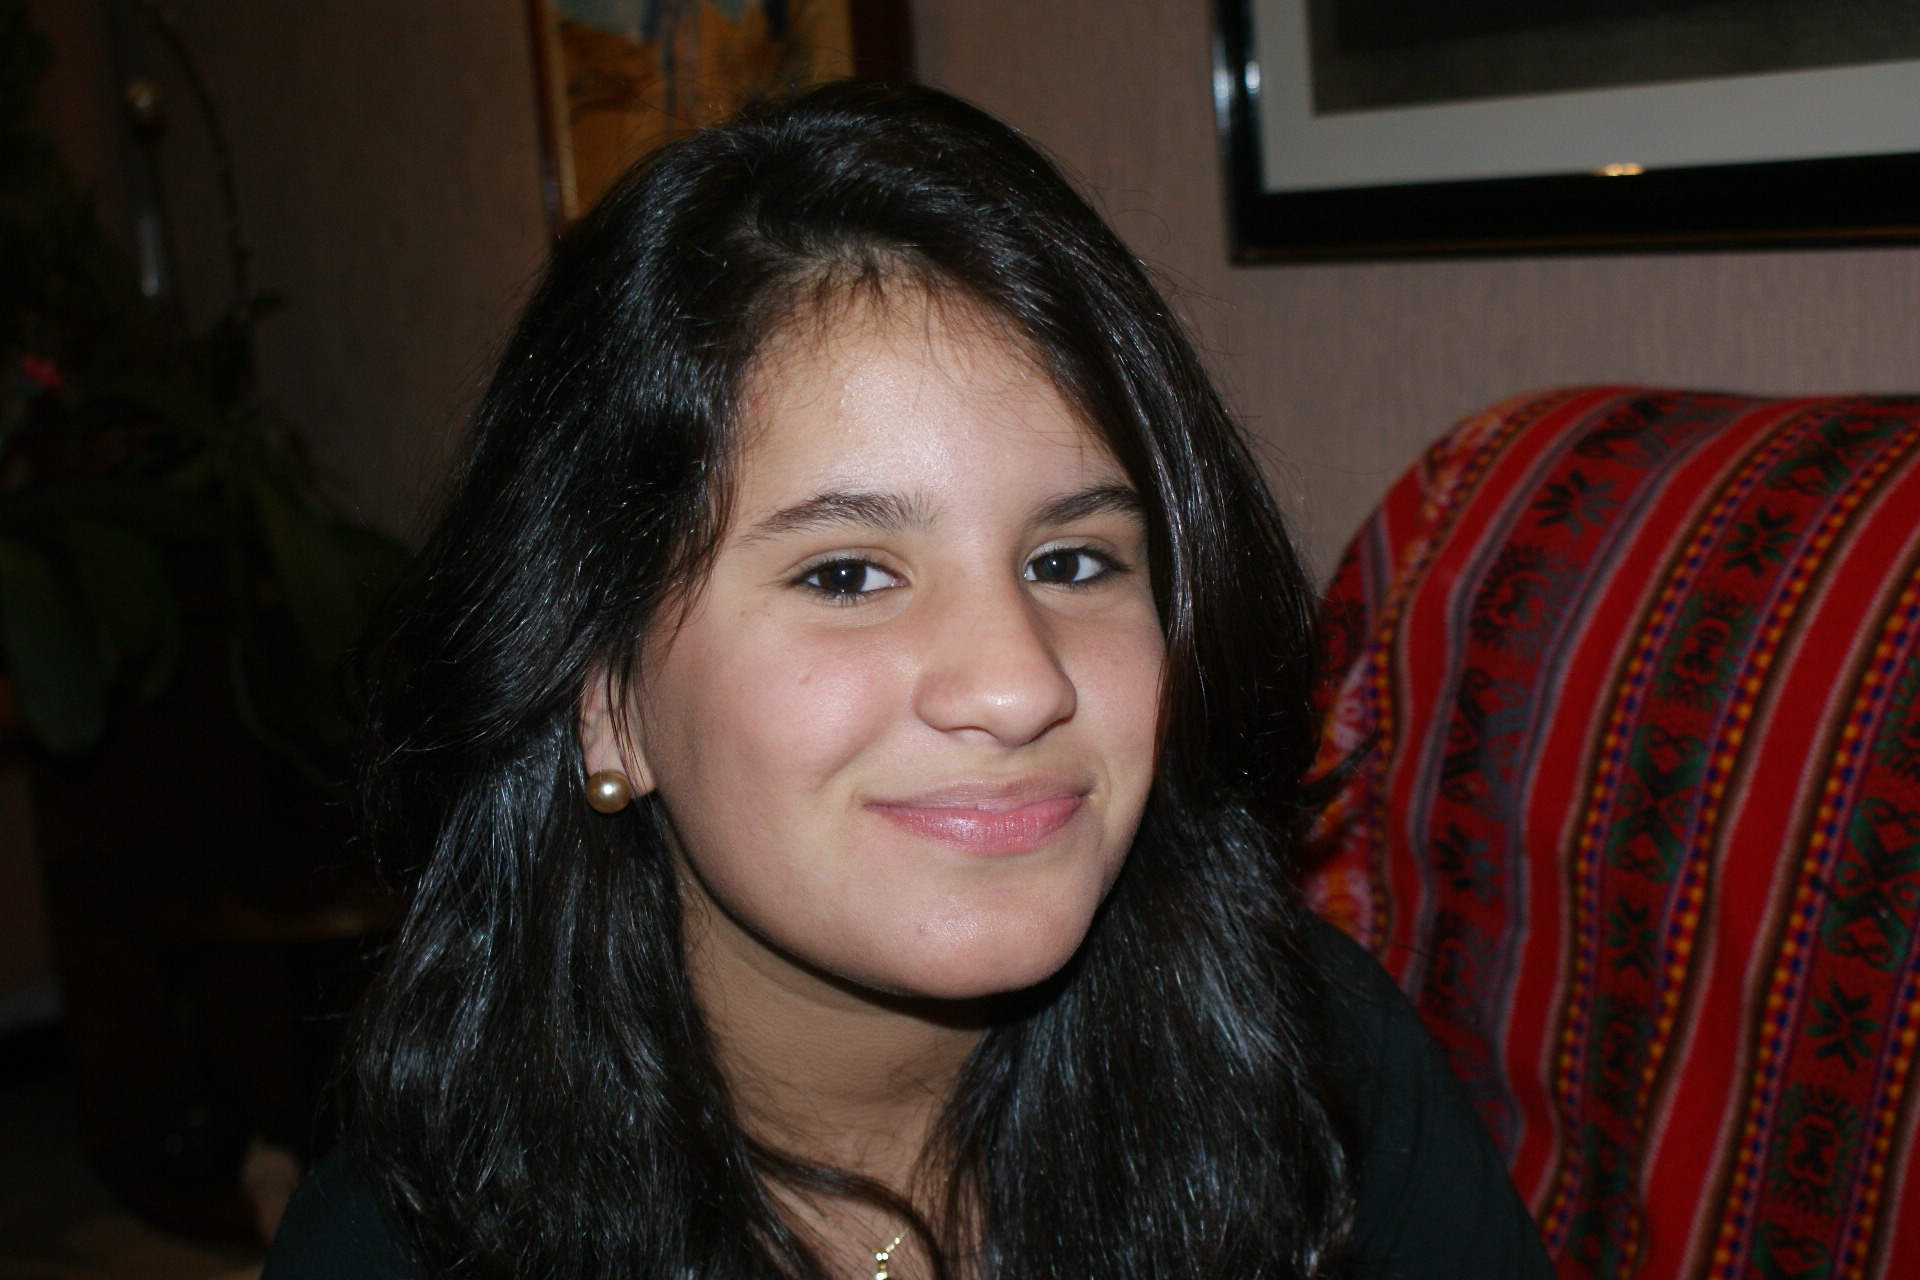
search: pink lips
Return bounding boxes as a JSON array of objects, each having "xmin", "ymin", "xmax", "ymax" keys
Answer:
[{"xmin": 870, "ymin": 792, "xmax": 1083, "ymax": 855}]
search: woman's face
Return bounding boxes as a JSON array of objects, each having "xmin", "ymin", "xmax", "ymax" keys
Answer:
[{"xmin": 587, "ymin": 294, "xmax": 1164, "ymax": 1003}]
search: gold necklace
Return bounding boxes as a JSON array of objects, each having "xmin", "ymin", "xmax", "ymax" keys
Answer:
[{"xmin": 872, "ymin": 1232, "xmax": 906, "ymax": 1280}]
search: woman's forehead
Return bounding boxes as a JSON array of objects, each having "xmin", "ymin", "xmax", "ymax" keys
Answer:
[{"xmin": 730, "ymin": 292, "xmax": 1130, "ymax": 515}]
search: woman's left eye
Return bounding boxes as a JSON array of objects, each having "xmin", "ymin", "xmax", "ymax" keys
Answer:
[
  {"xmin": 1025, "ymin": 548, "xmax": 1110, "ymax": 585},
  {"xmin": 798, "ymin": 559, "xmax": 898, "ymax": 599}
]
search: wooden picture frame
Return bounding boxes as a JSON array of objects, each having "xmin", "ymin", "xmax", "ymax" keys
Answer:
[
  {"xmin": 527, "ymin": 0, "xmax": 913, "ymax": 230},
  {"xmin": 1216, "ymin": 0, "xmax": 1920, "ymax": 261}
]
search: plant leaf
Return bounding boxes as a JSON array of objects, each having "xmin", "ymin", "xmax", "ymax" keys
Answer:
[
  {"xmin": 247, "ymin": 471, "xmax": 364, "ymax": 669},
  {"xmin": 0, "ymin": 477, "xmax": 230, "ymax": 542},
  {"xmin": 232, "ymin": 604, "xmax": 352, "ymax": 760},
  {"xmin": 93, "ymin": 371, "xmax": 233, "ymax": 443},
  {"xmin": 0, "ymin": 533, "xmax": 108, "ymax": 754},
  {"xmin": 332, "ymin": 521, "xmax": 410, "ymax": 601},
  {"xmin": 64, "ymin": 519, "xmax": 181, "ymax": 703}
]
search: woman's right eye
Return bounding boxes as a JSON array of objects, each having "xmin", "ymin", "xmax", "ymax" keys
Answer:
[{"xmin": 798, "ymin": 559, "xmax": 897, "ymax": 600}]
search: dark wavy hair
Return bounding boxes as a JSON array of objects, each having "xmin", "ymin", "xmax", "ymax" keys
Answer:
[{"xmin": 348, "ymin": 80, "xmax": 1350, "ymax": 1279}]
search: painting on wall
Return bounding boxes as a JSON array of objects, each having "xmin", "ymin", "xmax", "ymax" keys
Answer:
[
  {"xmin": 528, "ymin": 0, "xmax": 911, "ymax": 227},
  {"xmin": 1216, "ymin": 0, "xmax": 1920, "ymax": 259}
]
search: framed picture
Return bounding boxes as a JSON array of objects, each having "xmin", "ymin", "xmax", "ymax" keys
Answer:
[
  {"xmin": 1216, "ymin": 0, "xmax": 1920, "ymax": 261},
  {"xmin": 528, "ymin": 0, "xmax": 913, "ymax": 228}
]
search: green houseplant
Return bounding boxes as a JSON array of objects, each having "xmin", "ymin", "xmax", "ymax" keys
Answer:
[
  {"xmin": 0, "ymin": 0, "xmax": 404, "ymax": 778},
  {"xmin": 0, "ymin": 3, "xmax": 413, "ymax": 1225}
]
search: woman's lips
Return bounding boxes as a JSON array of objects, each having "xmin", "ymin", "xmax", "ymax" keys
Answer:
[{"xmin": 869, "ymin": 794, "xmax": 1083, "ymax": 855}]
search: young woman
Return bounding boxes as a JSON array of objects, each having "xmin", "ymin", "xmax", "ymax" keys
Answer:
[{"xmin": 264, "ymin": 82, "xmax": 1551, "ymax": 1280}]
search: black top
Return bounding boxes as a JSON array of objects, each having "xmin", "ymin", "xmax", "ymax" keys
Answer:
[{"xmin": 265, "ymin": 920, "xmax": 1553, "ymax": 1279}]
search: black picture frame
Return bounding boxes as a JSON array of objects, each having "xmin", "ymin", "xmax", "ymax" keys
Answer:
[{"xmin": 1216, "ymin": 0, "xmax": 1920, "ymax": 262}]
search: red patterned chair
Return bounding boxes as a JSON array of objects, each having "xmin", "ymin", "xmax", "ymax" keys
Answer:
[{"xmin": 1306, "ymin": 388, "xmax": 1920, "ymax": 1280}]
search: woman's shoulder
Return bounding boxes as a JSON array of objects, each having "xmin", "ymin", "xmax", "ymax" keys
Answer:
[
  {"xmin": 263, "ymin": 1146, "xmax": 424, "ymax": 1280},
  {"xmin": 1302, "ymin": 914, "xmax": 1555, "ymax": 1280},
  {"xmin": 1303, "ymin": 913, "xmax": 1418, "ymax": 1040}
]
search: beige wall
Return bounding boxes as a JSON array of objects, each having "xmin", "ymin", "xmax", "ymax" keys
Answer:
[
  {"xmin": 43, "ymin": 1, "xmax": 1920, "ymax": 572},
  {"xmin": 914, "ymin": 1, "xmax": 1920, "ymax": 577}
]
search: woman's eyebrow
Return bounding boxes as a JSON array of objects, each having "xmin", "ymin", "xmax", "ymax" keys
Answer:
[
  {"xmin": 744, "ymin": 490, "xmax": 930, "ymax": 541},
  {"xmin": 1031, "ymin": 483, "xmax": 1144, "ymax": 528},
  {"xmin": 743, "ymin": 483, "xmax": 1141, "ymax": 543}
]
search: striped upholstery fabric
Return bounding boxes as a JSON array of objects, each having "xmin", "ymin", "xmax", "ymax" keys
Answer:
[{"xmin": 1306, "ymin": 388, "xmax": 1920, "ymax": 1280}]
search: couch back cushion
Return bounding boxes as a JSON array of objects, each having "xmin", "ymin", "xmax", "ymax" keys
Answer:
[{"xmin": 1308, "ymin": 388, "xmax": 1920, "ymax": 1280}]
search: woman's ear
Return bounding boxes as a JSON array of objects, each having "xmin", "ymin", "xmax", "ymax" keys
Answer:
[{"xmin": 579, "ymin": 670, "xmax": 657, "ymax": 795}]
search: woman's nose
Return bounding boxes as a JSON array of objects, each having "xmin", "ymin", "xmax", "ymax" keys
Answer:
[{"xmin": 911, "ymin": 580, "xmax": 1077, "ymax": 746}]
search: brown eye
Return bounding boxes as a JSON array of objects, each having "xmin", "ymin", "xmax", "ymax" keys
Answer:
[
  {"xmin": 800, "ymin": 560, "xmax": 895, "ymax": 599},
  {"xmin": 1026, "ymin": 549, "xmax": 1106, "ymax": 585}
]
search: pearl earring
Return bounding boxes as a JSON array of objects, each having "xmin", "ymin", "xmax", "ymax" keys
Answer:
[{"xmin": 584, "ymin": 769, "xmax": 634, "ymax": 814}]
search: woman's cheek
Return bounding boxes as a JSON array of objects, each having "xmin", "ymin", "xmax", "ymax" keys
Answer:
[
  {"xmin": 1068, "ymin": 612, "xmax": 1164, "ymax": 751},
  {"xmin": 727, "ymin": 623, "xmax": 910, "ymax": 790}
]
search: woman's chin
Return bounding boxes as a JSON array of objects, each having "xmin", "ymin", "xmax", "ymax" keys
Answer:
[{"xmin": 848, "ymin": 919, "xmax": 1091, "ymax": 1004}]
